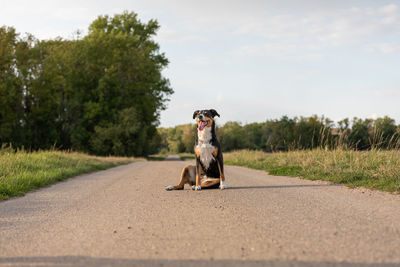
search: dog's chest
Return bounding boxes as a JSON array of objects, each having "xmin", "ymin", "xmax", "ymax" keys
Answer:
[
  {"xmin": 197, "ymin": 143, "xmax": 215, "ymax": 170},
  {"xmin": 197, "ymin": 127, "xmax": 215, "ymax": 170}
]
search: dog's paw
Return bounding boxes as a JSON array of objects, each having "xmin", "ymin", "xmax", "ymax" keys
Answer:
[
  {"xmin": 165, "ymin": 185, "xmax": 174, "ymax": 191},
  {"xmin": 219, "ymin": 181, "xmax": 227, "ymax": 190},
  {"xmin": 195, "ymin": 185, "xmax": 202, "ymax": 191},
  {"xmin": 191, "ymin": 185, "xmax": 196, "ymax": 190}
]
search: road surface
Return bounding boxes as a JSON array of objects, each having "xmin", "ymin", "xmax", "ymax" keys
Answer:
[{"xmin": 1, "ymin": 157, "xmax": 400, "ymax": 266}]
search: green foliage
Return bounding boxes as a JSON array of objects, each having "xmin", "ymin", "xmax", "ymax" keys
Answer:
[
  {"xmin": 156, "ymin": 124, "xmax": 196, "ymax": 154},
  {"xmin": 348, "ymin": 118, "xmax": 372, "ymax": 150},
  {"xmin": 218, "ymin": 121, "xmax": 245, "ymax": 151},
  {"xmin": 0, "ymin": 27, "xmax": 23, "ymax": 145},
  {"xmin": 90, "ymin": 107, "xmax": 147, "ymax": 156},
  {"xmin": 0, "ymin": 11, "xmax": 173, "ymax": 156},
  {"xmin": 157, "ymin": 115, "xmax": 400, "ymax": 154},
  {"xmin": 373, "ymin": 116, "xmax": 398, "ymax": 148}
]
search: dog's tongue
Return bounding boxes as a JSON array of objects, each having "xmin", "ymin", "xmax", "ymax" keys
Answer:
[{"xmin": 198, "ymin": 121, "xmax": 207, "ymax": 131}]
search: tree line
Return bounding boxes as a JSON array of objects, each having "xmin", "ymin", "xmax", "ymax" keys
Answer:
[
  {"xmin": 155, "ymin": 115, "xmax": 400, "ymax": 154},
  {"xmin": 0, "ymin": 11, "xmax": 173, "ymax": 156}
]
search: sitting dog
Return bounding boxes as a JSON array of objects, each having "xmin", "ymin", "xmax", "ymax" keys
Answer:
[{"xmin": 165, "ymin": 109, "xmax": 227, "ymax": 191}]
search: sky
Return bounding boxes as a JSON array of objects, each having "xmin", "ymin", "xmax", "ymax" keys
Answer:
[{"xmin": 1, "ymin": 0, "xmax": 400, "ymax": 127}]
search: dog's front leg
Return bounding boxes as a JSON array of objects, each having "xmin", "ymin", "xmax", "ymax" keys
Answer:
[
  {"xmin": 217, "ymin": 160, "xmax": 227, "ymax": 190},
  {"xmin": 195, "ymin": 162, "xmax": 202, "ymax": 191}
]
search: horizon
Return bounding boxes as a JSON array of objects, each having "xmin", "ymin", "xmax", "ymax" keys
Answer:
[
  {"xmin": 2, "ymin": 0, "xmax": 400, "ymax": 127},
  {"xmin": 157, "ymin": 113, "xmax": 399, "ymax": 129}
]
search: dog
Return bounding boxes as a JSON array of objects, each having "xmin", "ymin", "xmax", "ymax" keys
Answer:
[{"xmin": 165, "ymin": 109, "xmax": 227, "ymax": 191}]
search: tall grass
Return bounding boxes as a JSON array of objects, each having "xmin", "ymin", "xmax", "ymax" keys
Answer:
[
  {"xmin": 224, "ymin": 149, "xmax": 400, "ymax": 193},
  {"xmin": 0, "ymin": 148, "xmax": 135, "ymax": 200},
  {"xmin": 294, "ymin": 125, "xmax": 400, "ymax": 151}
]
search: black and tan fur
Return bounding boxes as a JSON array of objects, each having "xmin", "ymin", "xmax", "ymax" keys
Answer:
[{"xmin": 165, "ymin": 109, "xmax": 227, "ymax": 191}]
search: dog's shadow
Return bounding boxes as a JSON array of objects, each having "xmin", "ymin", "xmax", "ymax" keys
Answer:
[{"xmin": 227, "ymin": 184, "xmax": 341, "ymax": 190}]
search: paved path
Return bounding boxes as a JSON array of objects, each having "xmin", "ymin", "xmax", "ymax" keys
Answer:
[{"xmin": 1, "ymin": 159, "xmax": 400, "ymax": 266}]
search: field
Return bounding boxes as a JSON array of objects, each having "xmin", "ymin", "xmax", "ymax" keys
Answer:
[
  {"xmin": 0, "ymin": 149, "xmax": 136, "ymax": 200},
  {"xmin": 224, "ymin": 149, "xmax": 400, "ymax": 193}
]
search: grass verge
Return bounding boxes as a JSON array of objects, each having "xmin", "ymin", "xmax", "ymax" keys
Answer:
[
  {"xmin": 0, "ymin": 149, "xmax": 136, "ymax": 200},
  {"xmin": 224, "ymin": 149, "xmax": 400, "ymax": 193},
  {"xmin": 178, "ymin": 153, "xmax": 195, "ymax": 161},
  {"xmin": 147, "ymin": 155, "xmax": 167, "ymax": 161}
]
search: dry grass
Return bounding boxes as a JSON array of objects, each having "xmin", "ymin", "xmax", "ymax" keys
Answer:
[{"xmin": 224, "ymin": 149, "xmax": 400, "ymax": 193}]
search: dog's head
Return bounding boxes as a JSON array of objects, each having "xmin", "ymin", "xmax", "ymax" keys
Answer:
[{"xmin": 192, "ymin": 109, "xmax": 220, "ymax": 131}]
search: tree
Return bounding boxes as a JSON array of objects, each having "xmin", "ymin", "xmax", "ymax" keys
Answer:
[
  {"xmin": 243, "ymin": 123, "xmax": 263, "ymax": 150},
  {"xmin": 0, "ymin": 27, "xmax": 23, "ymax": 145},
  {"xmin": 373, "ymin": 116, "xmax": 398, "ymax": 149},
  {"xmin": 181, "ymin": 124, "xmax": 196, "ymax": 152},
  {"xmin": 155, "ymin": 115, "xmax": 400, "ymax": 153},
  {"xmin": 349, "ymin": 118, "xmax": 372, "ymax": 150},
  {"xmin": 263, "ymin": 116, "xmax": 296, "ymax": 151},
  {"xmin": 218, "ymin": 121, "xmax": 245, "ymax": 152},
  {"xmin": 0, "ymin": 11, "xmax": 173, "ymax": 156},
  {"xmin": 81, "ymin": 11, "xmax": 173, "ymax": 155}
]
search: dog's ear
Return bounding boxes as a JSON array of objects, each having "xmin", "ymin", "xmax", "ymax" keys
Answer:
[
  {"xmin": 210, "ymin": 109, "xmax": 220, "ymax": 118},
  {"xmin": 193, "ymin": 110, "xmax": 200, "ymax": 119}
]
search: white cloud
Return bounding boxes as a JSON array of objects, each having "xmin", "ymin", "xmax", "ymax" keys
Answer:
[
  {"xmin": 231, "ymin": 5, "xmax": 400, "ymax": 46},
  {"xmin": 371, "ymin": 86, "xmax": 400, "ymax": 97},
  {"xmin": 4, "ymin": 1, "xmax": 400, "ymax": 52},
  {"xmin": 185, "ymin": 57, "xmax": 210, "ymax": 66},
  {"xmin": 364, "ymin": 43, "xmax": 400, "ymax": 54},
  {"xmin": 227, "ymin": 3, "xmax": 400, "ymax": 59},
  {"xmin": 379, "ymin": 4, "xmax": 398, "ymax": 14},
  {"xmin": 235, "ymin": 43, "xmax": 297, "ymax": 57},
  {"xmin": 292, "ymin": 69, "xmax": 320, "ymax": 82},
  {"xmin": 233, "ymin": 43, "xmax": 325, "ymax": 61},
  {"xmin": 156, "ymin": 28, "xmax": 205, "ymax": 43},
  {"xmin": 216, "ymin": 92, "xmax": 223, "ymax": 104}
]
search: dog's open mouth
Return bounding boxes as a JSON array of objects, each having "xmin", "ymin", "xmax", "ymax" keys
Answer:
[{"xmin": 198, "ymin": 120, "xmax": 209, "ymax": 131}]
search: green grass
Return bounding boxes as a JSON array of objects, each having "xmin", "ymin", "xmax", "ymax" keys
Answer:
[
  {"xmin": 148, "ymin": 152, "xmax": 195, "ymax": 161},
  {"xmin": 147, "ymin": 149, "xmax": 171, "ymax": 161},
  {"xmin": 178, "ymin": 153, "xmax": 195, "ymax": 161},
  {"xmin": 0, "ymin": 149, "xmax": 136, "ymax": 200},
  {"xmin": 147, "ymin": 155, "xmax": 167, "ymax": 161},
  {"xmin": 224, "ymin": 149, "xmax": 400, "ymax": 193}
]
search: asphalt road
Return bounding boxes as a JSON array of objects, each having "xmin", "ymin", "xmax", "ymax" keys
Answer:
[{"xmin": 1, "ymin": 157, "xmax": 400, "ymax": 267}]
